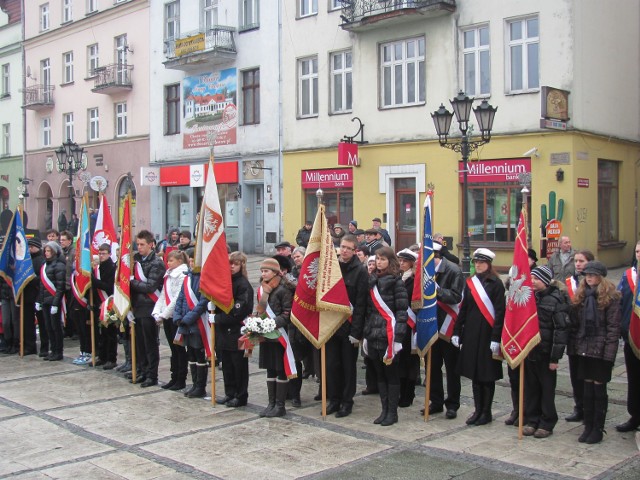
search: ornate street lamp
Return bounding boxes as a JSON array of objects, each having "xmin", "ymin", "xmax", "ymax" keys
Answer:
[
  {"xmin": 431, "ymin": 91, "xmax": 497, "ymax": 277},
  {"xmin": 55, "ymin": 139, "xmax": 86, "ymax": 217}
]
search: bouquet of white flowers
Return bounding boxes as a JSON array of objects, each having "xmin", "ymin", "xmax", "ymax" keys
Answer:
[
  {"xmin": 239, "ymin": 315, "xmax": 280, "ymax": 347},
  {"xmin": 99, "ymin": 296, "xmax": 121, "ymax": 328}
]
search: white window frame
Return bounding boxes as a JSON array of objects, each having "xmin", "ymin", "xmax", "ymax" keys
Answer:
[
  {"xmin": 42, "ymin": 117, "xmax": 52, "ymax": 147},
  {"xmin": 462, "ymin": 25, "xmax": 490, "ymax": 97},
  {"xmin": 240, "ymin": 0, "xmax": 259, "ymax": 30},
  {"xmin": 164, "ymin": 2, "xmax": 180, "ymax": 41},
  {"xmin": 87, "ymin": 44, "xmax": 99, "ymax": 77},
  {"xmin": 299, "ymin": 0, "xmax": 317, "ymax": 18},
  {"xmin": 88, "ymin": 108, "xmax": 99, "ymax": 141},
  {"xmin": 380, "ymin": 36, "xmax": 425, "ymax": 108},
  {"xmin": 1, "ymin": 124, "xmax": 9, "ymax": 156},
  {"xmin": 64, "ymin": 113, "xmax": 74, "ymax": 142},
  {"xmin": 63, "ymin": 52, "xmax": 74, "ymax": 84},
  {"xmin": 204, "ymin": 0, "xmax": 218, "ymax": 31},
  {"xmin": 62, "ymin": 0, "xmax": 73, "ymax": 23},
  {"xmin": 87, "ymin": 0, "xmax": 98, "ymax": 13},
  {"xmin": 506, "ymin": 16, "xmax": 539, "ymax": 93},
  {"xmin": 1, "ymin": 64, "xmax": 9, "ymax": 96},
  {"xmin": 330, "ymin": 50, "xmax": 352, "ymax": 114},
  {"xmin": 40, "ymin": 3, "xmax": 50, "ymax": 31},
  {"xmin": 298, "ymin": 56, "xmax": 318, "ymax": 118},
  {"xmin": 330, "ymin": 0, "xmax": 341, "ymax": 11},
  {"xmin": 115, "ymin": 102, "xmax": 128, "ymax": 137}
]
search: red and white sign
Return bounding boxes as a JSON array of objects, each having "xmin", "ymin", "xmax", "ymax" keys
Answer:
[
  {"xmin": 577, "ymin": 178, "xmax": 590, "ymax": 188},
  {"xmin": 459, "ymin": 158, "xmax": 531, "ymax": 183},
  {"xmin": 546, "ymin": 219, "xmax": 562, "ymax": 239},
  {"xmin": 337, "ymin": 142, "xmax": 360, "ymax": 166},
  {"xmin": 159, "ymin": 162, "xmax": 238, "ymax": 186},
  {"xmin": 302, "ymin": 168, "xmax": 353, "ymax": 189}
]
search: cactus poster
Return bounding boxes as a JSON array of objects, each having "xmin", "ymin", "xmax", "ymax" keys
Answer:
[{"xmin": 540, "ymin": 191, "xmax": 565, "ymax": 259}]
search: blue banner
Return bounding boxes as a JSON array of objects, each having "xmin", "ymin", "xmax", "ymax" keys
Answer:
[
  {"xmin": 416, "ymin": 194, "xmax": 438, "ymax": 356},
  {"xmin": 0, "ymin": 210, "xmax": 35, "ymax": 301}
]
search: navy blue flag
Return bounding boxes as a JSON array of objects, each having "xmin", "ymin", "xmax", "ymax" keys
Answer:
[
  {"xmin": 0, "ymin": 209, "xmax": 35, "ymax": 301},
  {"xmin": 415, "ymin": 193, "xmax": 438, "ymax": 356}
]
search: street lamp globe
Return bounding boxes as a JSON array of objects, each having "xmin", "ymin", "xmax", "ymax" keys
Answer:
[
  {"xmin": 431, "ymin": 104, "xmax": 453, "ymax": 146},
  {"xmin": 450, "ymin": 91, "xmax": 474, "ymax": 133}
]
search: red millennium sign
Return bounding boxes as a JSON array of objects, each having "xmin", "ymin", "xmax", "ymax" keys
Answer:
[
  {"xmin": 301, "ymin": 169, "xmax": 353, "ymax": 189},
  {"xmin": 459, "ymin": 158, "xmax": 531, "ymax": 183},
  {"xmin": 337, "ymin": 142, "xmax": 360, "ymax": 166}
]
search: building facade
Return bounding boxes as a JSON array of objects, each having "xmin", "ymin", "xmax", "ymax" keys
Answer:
[{"xmin": 281, "ymin": 0, "xmax": 640, "ymax": 268}]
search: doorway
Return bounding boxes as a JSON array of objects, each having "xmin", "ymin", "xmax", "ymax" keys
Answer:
[{"xmin": 394, "ymin": 177, "xmax": 417, "ymax": 251}]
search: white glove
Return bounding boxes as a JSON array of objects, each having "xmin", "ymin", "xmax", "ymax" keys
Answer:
[
  {"xmin": 393, "ymin": 342, "xmax": 402, "ymax": 354},
  {"xmin": 35, "ymin": 302, "xmax": 42, "ymax": 312},
  {"xmin": 50, "ymin": 306, "xmax": 59, "ymax": 315},
  {"xmin": 208, "ymin": 301, "xmax": 215, "ymax": 311},
  {"xmin": 208, "ymin": 313, "xmax": 216, "ymax": 325},
  {"xmin": 348, "ymin": 335, "xmax": 359, "ymax": 346},
  {"xmin": 490, "ymin": 341, "xmax": 500, "ymax": 355},
  {"xmin": 451, "ymin": 336, "xmax": 460, "ymax": 348},
  {"xmin": 130, "ymin": 275, "xmax": 134, "ymax": 281},
  {"xmin": 362, "ymin": 339, "xmax": 368, "ymax": 355}
]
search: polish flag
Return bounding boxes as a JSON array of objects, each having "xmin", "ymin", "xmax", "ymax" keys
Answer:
[
  {"xmin": 113, "ymin": 192, "xmax": 132, "ymax": 318},
  {"xmin": 91, "ymin": 194, "xmax": 119, "ymax": 262}
]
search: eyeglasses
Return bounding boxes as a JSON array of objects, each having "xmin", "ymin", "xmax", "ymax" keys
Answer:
[{"xmin": 340, "ymin": 245, "xmax": 355, "ymax": 251}]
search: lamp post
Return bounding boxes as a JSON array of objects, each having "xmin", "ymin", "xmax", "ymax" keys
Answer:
[
  {"xmin": 431, "ymin": 91, "xmax": 497, "ymax": 277},
  {"xmin": 55, "ymin": 139, "xmax": 86, "ymax": 218}
]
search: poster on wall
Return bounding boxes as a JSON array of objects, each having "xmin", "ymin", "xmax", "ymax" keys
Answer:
[{"xmin": 183, "ymin": 68, "xmax": 237, "ymax": 149}]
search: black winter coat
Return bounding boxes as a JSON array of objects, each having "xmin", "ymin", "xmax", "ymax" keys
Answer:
[
  {"xmin": 92, "ymin": 257, "xmax": 116, "ymax": 298},
  {"xmin": 528, "ymin": 285, "xmax": 570, "ymax": 363},
  {"xmin": 618, "ymin": 268, "xmax": 636, "ymax": 342},
  {"xmin": 337, "ymin": 256, "xmax": 369, "ymax": 340},
  {"xmin": 454, "ymin": 272, "xmax": 505, "ymax": 382},
  {"xmin": 174, "ymin": 272, "xmax": 209, "ymax": 336},
  {"xmin": 24, "ymin": 250, "xmax": 44, "ymax": 303},
  {"xmin": 215, "ymin": 272, "xmax": 254, "ymax": 350},
  {"xmin": 258, "ymin": 277, "xmax": 293, "ymax": 371},
  {"xmin": 435, "ymin": 258, "xmax": 464, "ymax": 328},
  {"xmin": 39, "ymin": 254, "xmax": 66, "ymax": 307},
  {"xmin": 296, "ymin": 227, "xmax": 311, "ymax": 247},
  {"xmin": 364, "ymin": 272, "xmax": 408, "ymax": 353},
  {"xmin": 130, "ymin": 251, "xmax": 166, "ymax": 317}
]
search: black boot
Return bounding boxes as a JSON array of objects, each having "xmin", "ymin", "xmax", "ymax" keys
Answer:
[
  {"xmin": 373, "ymin": 383, "xmax": 389, "ymax": 424},
  {"xmin": 116, "ymin": 338, "xmax": 131, "ymax": 372},
  {"xmin": 466, "ymin": 382, "xmax": 482, "ymax": 425},
  {"xmin": 266, "ymin": 380, "xmax": 288, "ymax": 417},
  {"xmin": 505, "ymin": 390, "xmax": 519, "ymax": 425},
  {"xmin": 398, "ymin": 378, "xmax": 415, "ymax": 408},
  {"xmin": 586, "ymin": 383, "xmax": 608, "ymax": 444},
  {"xmin": 183, "ymin": 362, "xmax": 198, "ymax": 397},
  {"xmin": 475, "ymin": 383, "xmax": 494, "ymax": 426},
  {"xmin": 381, "ymin": 384, "xmax": 400, "ymax": 426},
  {"xmin": 187, "ymin": 363, "xmax": 208, "ymax": 398},
  {"xmin": 578, "ymin": 382, "xmax": 595, "ymax": 443},
  {"xmin": 260, "ymin": 379, "xmax": 276, "ymax": 417},
  {"xmin": 162, "ymin": 355, "xmax": 178, "ymax": 389},
  {"xmin": 289, "ymin": 376, "xmax": 302, "ymax": 407}
]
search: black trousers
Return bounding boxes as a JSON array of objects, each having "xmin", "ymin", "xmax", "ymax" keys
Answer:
[
  {"xmin": 326, "ymin": 335, "xmax": 359, "ymax": 407},
  {"xmin": 98, "ymin": 324, "xmax": 118, "ymax": 363},
  {"xmin": 220, "ymin": 349, "xmax": 249, "ymax": 401},
  {"xmin": 429, "ymin": 338, "xmax": 461, "ymax": 410},
  {"xmin": 369, "ymin": 347, "xmax": 400, "ymax": 386},
  {"xmin": 135, "ymin": 316, "xmax": 159, "ymax": 380},
  {"xmin": 1, "ymin": 298, "xmax": 19, "ymax": 348},
  {"xmin": 624, "ymin": 342, "xmax": 640, "ymax": 421},
  {"xmin": 21, "ymin": 299, "xmax": 38, "ymax": 353},
  {"xmin": 524, "ymin": 358, "xmax": 558, "ymax": 431},
  {"xmin": 70, "ymin": 302, "xmax": 91, "ymax": 354},
  {"xmin": 568, "ymin": 354, "xmax": 584, "ymax": 412},
  {"xmin": 36, "ymin": 310, "xmax": 48, "ymax": 353},
  {"xmin": 163, "ymin": 318, "xmax": 187, "ymax": 382},
  {"xmin": 43, "ymin": 307, "xmax": 64, "ymax": 355}
]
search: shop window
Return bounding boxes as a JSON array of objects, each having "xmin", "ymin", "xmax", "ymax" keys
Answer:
[
  {"xmin": 467, "ymin": 184, "xmax": 523, "ymax": 243},
  {"xmin": 304, "ymin": 190, "xmax": 353, "ymax": 229},
  {"xmin": 598, "ymin": 160, "xmax": 619, "ymax": 242}
]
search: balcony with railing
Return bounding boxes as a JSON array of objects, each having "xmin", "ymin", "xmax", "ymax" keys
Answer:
[
  {"xmin": 163, "ymin": 26, "xmax": 237, "ymax": 71},
  {"xmin": 92, "ymin": 64, "xmax": 133, "ymax": 94},
  {"xmin": 340, "ymin": 0, "xmax": 456, "ymax": 32},
  {"xmin": 22, "ymin": 84, "xmax": 55, "ymax": 110}
]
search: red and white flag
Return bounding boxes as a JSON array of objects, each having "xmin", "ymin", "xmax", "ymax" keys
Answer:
[
  {"xmin": 194, "ymin": 157, "xmax": 233, "ymax": 313},
  {"xmin": 502, "ymin": 209, "xmax": 540, "ymax": 368},
  {"xmin": 92, "ymin": 194, "xmax": 119, "ymax": 262},
  {"xmin": 113, "ymin": 192, "xmax": 132, "ymax": 319}
]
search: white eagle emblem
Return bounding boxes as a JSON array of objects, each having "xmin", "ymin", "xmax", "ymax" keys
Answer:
[
  {"xmin": 120, "ymin": 254, "xmax": 130, "ymax": 270},
  {"xmin": 507, "ymin": 265, "xmax": 532, "ymax": 309},
  {"xmin": 303, "ymin": 257, "xmax": 319, "ymax": 290}
]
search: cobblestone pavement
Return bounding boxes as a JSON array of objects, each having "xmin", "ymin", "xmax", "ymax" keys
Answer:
[{"xmin": 0, "ymin": 260, "xmax": 638, "ymax": 479}]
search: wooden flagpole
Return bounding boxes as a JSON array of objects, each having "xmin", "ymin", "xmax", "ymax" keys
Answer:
[
  {"xmin": 90, "ymin": 288, "xmax": 96, "ymax": 367},
  {"xmin": 211, "ymin": 313, "xmax": 216, "ymax": 406},
  {"xmin": 130, "ymin": 319, "xmax": 137, "ymax": 383},
  {"xmin": 424, "ymin": 349, "xmax": 432, "ymax": 421},
  {"xmin": 518, "ymin": 362, "xmax": 525, "ymax": 440},
  {"xmin": 321, "ymin": 345, "xmax": 327, "ymax": 419}
]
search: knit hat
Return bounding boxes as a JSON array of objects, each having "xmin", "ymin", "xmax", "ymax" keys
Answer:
[
  {"xmin": 333, "ymin": 223, "xmax": 343, "ymax": 230},
  {"xmin": 27, "ymin": 237, "xmax": 42, "ymax": 249},
  {"xmin": 260, "ymin": 258, "xmax": 282, "ymax": 273},
  {"xmin": 528, "ymin": 248, "xmax": 538, "ymax": 263},
  {"xmin": 397, "ymin": 248, "xmax": 418, "ymax": 262},
  {"xmin": 349, "ymin": 220, "xmax": 358, "ymax": 228},
  {"xmin": 531, "ymin": 265, "xmax": 553, "ymax": 286},
  {"xmin": 472, "ymin": 248, "xmax": 495, "ymax": 262},
  {"xmin": 43, "ymin": 241, "xmax": 62, "ymax": 257},
  {"xmin": 582, "ymin": 260, "xmax": 607, "ymax": 277}
]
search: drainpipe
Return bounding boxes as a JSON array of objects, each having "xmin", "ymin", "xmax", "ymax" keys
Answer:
[
  {"xmin": 277, "ymin": 0, "xmax": 283, "ymax": 248},
  {"xmin": 20, "ymin": 0, "xmax": 27, "ymax": 212}
]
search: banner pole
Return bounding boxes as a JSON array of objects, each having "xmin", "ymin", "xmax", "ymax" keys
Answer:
[
  {"xmin": 518, "ymin": 362, "xmax": 525, "ymax": 440},
  {"xmin": 211, "ymin": 314, "xmax": 216, "ymax": 407},
  {"xmin": 130, "ymin": 319, "xmax": 137, "ymax": 383},
  {"xmin": 18, "ymin": 202, "xmax": 24, "ymax": 358},
  {"xmin": 90, "ymin": 289, "xmax": 96, "ymax": 367},
  {"xmin": 321, "ymin": 344, "xmax": 327, "ymax": 419},
  {"xmin": 424, "ymin": 349, "xmax": 432, "ymax": 422}
]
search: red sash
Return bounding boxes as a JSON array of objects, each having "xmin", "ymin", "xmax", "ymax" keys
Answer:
[
  {"xmin": 185, "ymin": 276, "xmax": 212, "ymax": 359},
  {"xmin": 41, "ymin": 264, "xmax": 67, "ymax": 326},
  {"xmin": 466, "ymin": 276, "xmax": 495, "ymax": 328},
  {"xmin": 134, "ymin": 262, "xmax": 161, "ymax": 302},
  {"xmin": 565, "ymin": 276, "xmax": 578, "ymax": 300},
  {"xmin": 625, "ymin": 267, "xmax": 640, "ymax": 359},
  {"xmin": 437, "ymin": 298, "xmax": 461, "ymax": 341},
  {"xmin": 370, "ymin": 285, "xmax": 397, "ymax": 365}
]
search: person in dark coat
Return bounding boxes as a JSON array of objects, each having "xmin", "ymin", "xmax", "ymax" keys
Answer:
[
  {"xmin": 522, "ymin": 266, "xmax": 570, "ymax": 438},
  {"xmin": 571, "ymin": 261, "xmax": 621, "ymax": 444},
  {"xmin": 37, "ymin": 241, "xmax": 66, "ymax": 361},
  {"xmin": 295, "ymin": 221, "xmax": 312, "ymax": 248},
  {"xmin": 615, "ymin": 240, "xmax": 640, "ymax": 433},
  {"xmin": 433, "ymin": 233, "xmax": 460, "ymax": 265},
  {"xmin": 331, "ymin": 224, "xmax": 346, "ymax": 247},
  {"xmin": 325, "ymin": 234, "xmax": 369, "ymax": 418},
  {"xmin": 215, "ymin": 252, "xmax": 254, "ymax": 407},
  {"xmin": 396, "ymin": 248, "xmax": 419, "ymax": 408},
  {"xmin": 92, "ymin": 243, "xmax": 117, "ymax": 369},
  {"xmin": 452, "ymin": 248, "xmax": 505, "ymax": 426},
  {"xmin": 24, "ymin": 237, "xmax": 46, "ymax": 356},
  {"xmin": 364, "ymin": 246, "xmax": 408, "ymax": 426}
]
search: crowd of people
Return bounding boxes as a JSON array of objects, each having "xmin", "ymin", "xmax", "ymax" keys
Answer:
[{"xmin": 1, "ymin": 218, "xmax": 639, "ymax": 445}]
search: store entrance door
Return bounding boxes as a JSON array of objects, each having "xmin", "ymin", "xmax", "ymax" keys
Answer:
[{"xmin": 394, "ymin": 178, "xmax": 417, "ymax": 251}]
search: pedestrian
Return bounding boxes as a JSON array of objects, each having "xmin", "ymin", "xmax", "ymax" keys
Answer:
[
  {"xmin": 291, "ymin": 246, "xmax": 306, "ymax": 279},
  {"xmin": 45, "ymin": 229, "xmax": 60, "ymax": 243},
  {"xmin": 433, "ymin": 233, "xmax": 460, "ymax": 265},
  {"xmin": 214, "ymin": 251, "xmax": 254, "ymax": 407},
  {"xmin": 24, "ymin": 237, "xmax": 46, "ymax": 356},
  {"xmin": 178, "ymin": 230, "xmax": 194, "ymax": 251},
  {"xmin": 549, "ymin": 235, "xmax": 576, "ymax": 281},
  {"xmin": 274, "ymin": 241, "xmax": 295, "ymax": 271},
  {"xmin": 57, "ymin": 210, "xmax": 68, "ymax": 232},
  {"xmin": 571, "ymin": 260, "xmax": 621, "ymax": 444},
  {"xmin": 92, "ymin": 243, "xmax": 117, "ymax": 369},
  {"xmin": 67, "ymin": 213, "xmax": 79, "ymax": 235},
  {"xmin": 355, "ymin": 245, "xmax": 370, "ymax": 264},
  {"xmin": 371, "ymin": 217, "xmax": 392, "ymax": 246},
  {"xmin": 37, "ymin": 241, "xmax": 66, "ymax": 361},
  {"xmin": 364, "ymin": 228, "xmax": 384, "ymax": 255},
  {"xmin": 331, "ymin": 224, "xmax": 346, "ymax": 247},
  {"xmin": 522, "ymin": 265, "xmax": 570, "ymax": 439},
  {"xmin": 452, "ymin": 248, "xmax": 505, "ymax": 426},
  {"xmin": 615, "ymin": 240, "xmax": 640, "ymax": 433},
  {"xmin": 152, "ymin": 250, "xmax": 189, "ymax": 390},
  {"xmin": 295, "ymin": 221, "xmax": 313, "ymax": 248},
  {"xmin": 364, "ymin": 246, "xmax": 408, "ymax": 426},
  {"xmin": 348, "ymin": 220, "xmax": 358, "ymax": 234}
]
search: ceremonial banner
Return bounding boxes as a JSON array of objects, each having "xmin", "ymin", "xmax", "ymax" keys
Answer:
[
  {"xmin": 502, "ymin": 209, "xmax": 541, "ymax": 368},
  {"xmin": 415, "ymin": 193, "xmax": 438, "ymax": 357},
  {"xmin": 92, "ymin": 194, "xmax": 119, "ymax": 262},
  {"xmin": 113, "ymin": 192, "xmax": 132, "ymax": 318},
  {"xmin": 194, "ymin": 156, "xmax": 233, "ymax": 313},
  {"xmin": 0, "ymin": 209, "xmax": 35, "ymax": 301},
  {"xmin": 291, "ymin": 203, "xmax": 351, "ymax": 348},
  {"xmin": 628, "ymin": 267, "xmax": 640, "ymax": 359},
  {"xmin": 72, "ymin": 195, "xmax": 92, "ymax": 301}
]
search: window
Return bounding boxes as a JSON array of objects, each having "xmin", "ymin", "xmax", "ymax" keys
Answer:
[
  {"xmin": 330, "ymin": 50, "xmax": 352, "ymax": 114},
  {"xmin": 63, "ymin": 52, "xmax": 74, "ymax": 83},
  {"xmin": 88, "ymin": 108, "xmax": 99, "ymax": 141},
  {"xmin": 41, "ymin": 58, "xmax": 51, "ymax": 101},
  {"xmin": 87, "ymin": 44, "xmax": 99, "ymax": 76},
  {"xmin": 240, "ymin": 0, "xmax": 259, "ymax": 30},
  {"xmin": 598, "ymin": 160, "xmax": 619, "ymax": 242},
  {"xmin": 298, "ymin": 57, "xmax": 318, "ymax": 117},
  {"xmin": 42, "ymin": 117, "xmax": 51, "ymax": 147},
  {"xmin": 299, "ymin": 0, "xmax": 317, "ymax": 17},
  {"xmin": 115, "ymin": 102, "xmax": 128, "ymax": 137},
  {"xmin": 305, "ymin": 190, "xmax": 352, "ymax": 228},
  {"xmin": 87, "ymin": 0, "xmax": 98, "ymax": 13},
  {"xmin": 40, "ymin": 4, "xmax": 50, "ymax": 31},
  {"xmin": 1, "ymin": 64, "xmax": 9, "ymax": 97},
  {"xmin": 330, "ymin": 0, "xmax": 341, "ymax": 11},
  {"xmin": 507, "ymin": 16, "xmax": 539, "ymax": 92},
  {"xmin": 204, "ymin": 0, "xmax": 218, "ymax": 31},
  {"xmin": 242, "ymin": 68, "xmax": 260, "ymax": 125},
  {"xmin": 64, "ymin": 113, "xmax": 74, "ymax": 141},
  {"xmin": 165, "ymin": 2, "xmax": 180, "ymax": 41},
  {"xmin": 467, "ymin": 185, "xmax": 523, "ymax": 243},
  {"xmin": 62, "ymin": 0, "xmax": 73, "ymax": 23},
  {"xmin": 380, "ymin": 37, "xmax": 425, "ymax": 108},
  {"xmin": 165, "ymin": 84, "xmax": 180, "ymax": 135},
  {"xmin": 1, "ymin": 124, "xmax": 9, "ymax": 156},
  {"xmin": 463, "ymin": 25, "xmax": 490, "ymax": 96}
]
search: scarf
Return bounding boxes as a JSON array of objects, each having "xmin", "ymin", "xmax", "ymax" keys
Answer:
[
  {"xmin": 256, "ymin": 275, "xmax": 281, "ymax": 315},
  {"xmin": 583, "ymin": 286, "xmax": 599, "ymax": 337}
]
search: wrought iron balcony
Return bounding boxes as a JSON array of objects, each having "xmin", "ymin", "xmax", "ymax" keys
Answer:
[
  {"xmin": 340, "ymin": 0, "xmax": 456, "ymax": 31},
  {"xmin": 163, "ymin": 26, "xmax": 237, "ymax": 71},
  {"xmin": 22, "ymin": 84, "xmax": 54, "ymax": 110},
  {"xmin": 92, "ymin": 64, "xmax": 133, "ymax": 94}
]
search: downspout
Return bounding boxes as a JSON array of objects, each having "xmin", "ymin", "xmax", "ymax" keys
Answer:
[
  {"xmin": 20, "ymin": 0, "xmax": 27, "ymax": 211},
  {"xmin": 277, "ymin": 0, "xmax": 283, "ymax": 246}
]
